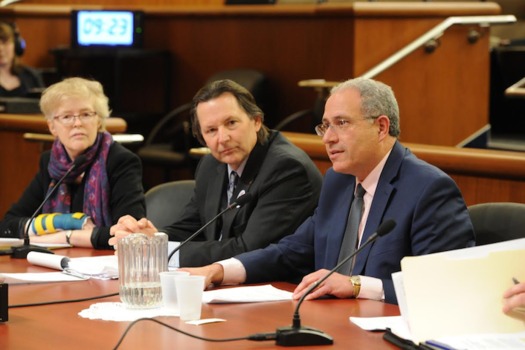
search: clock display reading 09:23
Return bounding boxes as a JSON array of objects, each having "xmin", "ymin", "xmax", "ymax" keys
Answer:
[{"xmin": 77, "ymin": 11, "xmax": 134, "ymax": 46}]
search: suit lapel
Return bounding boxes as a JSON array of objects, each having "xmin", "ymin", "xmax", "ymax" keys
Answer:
[
  {"xmin": 204, "ymin": 162, "xmax": 227, "ymax": 241},
  {"xmin": 220, "ymin": 132, "xmax": 276, "ymax": 240},
  {"xmin": 352, "ymin": 141, "xmax": 405, "ymax": 275}
]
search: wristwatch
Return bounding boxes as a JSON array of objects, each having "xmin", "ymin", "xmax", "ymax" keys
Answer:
[
  {"xmin": 350, "ymin": 275, "xmax": 361, "ymax": 298},
  {"xmin": 65, "ymin": 230, "xmax": 74, "ymax": 246}
]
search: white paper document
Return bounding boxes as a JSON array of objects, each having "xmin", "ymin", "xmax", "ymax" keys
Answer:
[
  {"xmin": 202, "ymin": 284, "xmax": 293, "ymax": 303},
  {"xmin": 350, "ymin": 315, "xmax": 413, "ymax": 340},
  {"xmin": 0, "ymin": 271, "xmax": 86, "ymax": 284},
  {"xmin": 400, "ymin": 238, "xmax": 525, "ymax": 343},
  {"xmin": 67, "ymin": 255, "xmax": 119, "ymax": 279},
  {"xmin": 432, "ymin": 331, "xmax": 525, "ymax": 349},
  {"xmin": 0, "ymin": 252, "xmax": 119, "ymax": 284},
  {"xmin": 350, "ymin": 239, "xmax": 525, "ymax": 349},
  {"xmin": 0, "ymin": 238, "xmax": 23, "ymax": 247},
  {"xmin": 0, "ymin": 238, "xmax": 69, "ymax": 249}
]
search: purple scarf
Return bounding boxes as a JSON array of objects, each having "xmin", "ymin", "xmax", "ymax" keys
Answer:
[{"xmin": 43, "ymin": 132, "xmax": 113, "ymax": 227}]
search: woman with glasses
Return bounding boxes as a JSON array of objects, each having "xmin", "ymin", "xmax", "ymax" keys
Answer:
[{"xmin": 0, "ymin": 77, "xmax": 146, "ymax": 249}]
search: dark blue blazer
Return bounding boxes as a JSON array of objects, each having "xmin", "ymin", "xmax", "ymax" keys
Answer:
[{"xmin": 238, "ymin": 141, "xmax": 475, "ymax": 304}]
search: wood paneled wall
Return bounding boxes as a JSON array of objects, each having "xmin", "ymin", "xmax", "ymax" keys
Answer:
[
  {"xmin": 282, "ymin": 132, "xmax": 525, "ymax": 206},
  {"xmin": 0, "ymin": 2, "xmax": 501, "ymax": 146},
  {"xmin": 20, "ymin": 0, "xmax": 222, "ymax": 5}
]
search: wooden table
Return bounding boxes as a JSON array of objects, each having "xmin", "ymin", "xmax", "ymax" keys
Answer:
[{"xmin": 0, "ymin": 248, "xmax": 399, "ymax": 349}]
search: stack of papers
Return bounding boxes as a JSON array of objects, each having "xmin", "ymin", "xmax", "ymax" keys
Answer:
[
  {"xmin": 350, "ymin": 238, "xmax": 525, "ymax": 349},
  {"xmin": 0, "ymin": 238, "xmax": 70, "ymax": 250},
  {"xmin": 0, "ymin": 252, "xmax": 119, "ymax": 284},
  {"xmin": 202, "ymin": 284, "xmax": 293, "ymax": 303}
]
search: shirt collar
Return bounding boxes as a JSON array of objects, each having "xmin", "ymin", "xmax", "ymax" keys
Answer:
[
  {"xmin": 227, "ymin": 158, "xmax": 248, "ymax": 178},
  {"xmin": 359, "ymin": 148, "xmax": 393, "ymax": 198}
]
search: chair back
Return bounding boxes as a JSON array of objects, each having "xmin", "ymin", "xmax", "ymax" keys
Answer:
[
  {"xmin": 468, "ymin": 202, "xmax": 525, "ymax": 246},
  {"xmin": 145, "ymin": 180, "xmax": 195, "ymax": 229},
  {"xmin": 206, "ymin": 68, "xmax": 270, "ymax": 116}
]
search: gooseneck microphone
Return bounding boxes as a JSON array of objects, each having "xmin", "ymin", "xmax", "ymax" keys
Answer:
[
  {"xmin": 167, "ymin": 193, "xmax": 253, "ymax": 262},
  {"xmin": 274, "ymin": 219, "xmax": 397, "ymax": 347},
  {"xmin": 11, "ymin": 155, "xmax": 87, "ymax": 259}
]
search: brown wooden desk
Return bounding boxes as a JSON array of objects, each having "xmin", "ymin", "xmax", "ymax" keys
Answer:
[{"xmin": 0, "ymin": 248, "xmax": 399, "ymax": 349}]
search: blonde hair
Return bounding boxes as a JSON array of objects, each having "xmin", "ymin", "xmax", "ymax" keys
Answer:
[{"xmin": 40, "ymin": 77, "xmax": 111, "ymax": 131}]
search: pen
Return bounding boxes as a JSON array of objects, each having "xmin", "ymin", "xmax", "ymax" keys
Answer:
[
  {"xmin": 62, "ymin": 268, "xmax": 88, "ymax": 280},
  {"xmin": 424, "ymin": 339, "xmax": 457, "ymax": 350}
]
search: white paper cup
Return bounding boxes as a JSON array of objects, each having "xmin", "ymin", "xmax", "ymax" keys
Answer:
[
  {"xmin": 175, "ymin": 275, "xmax": 205, "ymax": 321},
  {"xmin": 160, "ymin": 271, "xmax": 190, "ymax": 313}
]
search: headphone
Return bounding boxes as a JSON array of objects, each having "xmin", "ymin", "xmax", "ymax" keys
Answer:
[{"xmin": 0, "ymin": 21, "xmax": 25, "ymax": 57}]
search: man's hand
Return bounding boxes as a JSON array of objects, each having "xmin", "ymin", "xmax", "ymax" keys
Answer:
[
  {"xmin": 108, "ymin": 215, "xmax": 158, "ymax": 250},
  {"xmin": 292, "ymin": 269, "xmax": 354, "ymax": 300},
  {"xmin": 179, "ymin": 263, "xmax": 225, "ymax": 290}
]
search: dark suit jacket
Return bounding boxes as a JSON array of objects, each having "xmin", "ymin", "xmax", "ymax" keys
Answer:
[
  {"xmin": 0, "ymin": 142, "xmax": 146, "ymax": 249},
  {"xmin": 163, "ymin": 130, "xmax": 323, "ymax": 267},
  {"xmin": 238, "ymin": 141, "xmax": 475, "ymax": 304}
]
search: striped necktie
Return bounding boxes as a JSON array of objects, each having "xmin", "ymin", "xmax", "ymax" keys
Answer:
[{"xmin": 227, "ymin": 171, "xmax": 239, "ymax": 205}]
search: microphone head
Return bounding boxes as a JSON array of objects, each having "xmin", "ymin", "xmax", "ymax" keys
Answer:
[
  {"xmin": 377, "ymin": 219, "xmax": 396, "ymax": 237},
  {"xmin": 232, "ymin": 193, "xmax": 253, "ymax": 208},
  {"xmin": 73, "ymin": 155, "xmax": 87, "ymax": 168}
]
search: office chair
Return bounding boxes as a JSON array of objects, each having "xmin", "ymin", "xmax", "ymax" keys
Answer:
[
  {"xmin": 137, "ymin": 68, "xmax": 269, "ymax": 187},
  {"xmin": 274, "ymin": 97, "xmax": 324, "ymax": 133},
  {"xmin": 274, "ymin": 82, "xmax": 325, "ymax": 133},
  {"xmin": 145, "ymin": 180, "xmax": 196, "ymax": 229},
  {"xmin": 468, "ymin": 202, "xmax": 525, "ymax": 246}
]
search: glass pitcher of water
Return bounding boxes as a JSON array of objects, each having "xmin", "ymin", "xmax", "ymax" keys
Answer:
[{"xmin": 118, "ymin": 232, "xmax": 168, "ymax": 308}]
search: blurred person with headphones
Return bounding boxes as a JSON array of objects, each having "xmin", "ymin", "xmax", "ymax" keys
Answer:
[{"xmin": 0, "ymin": 21, "xmax": 44, "ymax": 97}]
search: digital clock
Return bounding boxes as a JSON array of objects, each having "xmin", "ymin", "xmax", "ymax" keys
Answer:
[{"xmin": 71, "ymin": 10, "xmax": 144, "ymax": 49}]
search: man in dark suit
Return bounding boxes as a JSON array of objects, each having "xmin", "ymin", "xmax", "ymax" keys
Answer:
[
  {"xmin": 184, "ymin": 77, "xmax": 475, "ymax": 304},
  {"xmin": 110, "ymin": 79, "xmax": 323, "ymax": 267}
]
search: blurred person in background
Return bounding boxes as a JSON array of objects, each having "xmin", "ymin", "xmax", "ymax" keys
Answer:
[{"xmin": 0, "ymin": 21, "xmax": 44, "ymax": 97}]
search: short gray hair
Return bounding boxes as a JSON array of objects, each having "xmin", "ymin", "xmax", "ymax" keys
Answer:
[{"xmin": 331, "ymin": 78, "xmax": 400, "ymax": 137}]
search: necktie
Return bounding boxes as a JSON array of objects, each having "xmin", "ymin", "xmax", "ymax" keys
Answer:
[
  {"xmin": 227, "ymin": 171, "xmax": 239, "ymax": 205},
  {"xmin": 218, "ymin": 171, "xmax": 239, "ymax": 241},
  {"xmin": 337, "ymin": 184, "xmax": 366, "ymax": 275}
]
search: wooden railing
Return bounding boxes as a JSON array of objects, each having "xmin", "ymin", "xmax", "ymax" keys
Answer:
[{"xmin": 282, "ymin": 132, "xmax": 525, "ymax": 206}]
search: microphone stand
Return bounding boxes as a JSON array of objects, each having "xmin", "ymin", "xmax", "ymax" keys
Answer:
[
  {"xmin": 11, "ymin": 156, "xmax": 86, "ymax": 259},
  {"xmin": 168, "ymin": 193, "xmax": 253, "ymax": 262},
  {"xmin": 275, "ymin": 220, "xmax": 396, "ymax": 346}
]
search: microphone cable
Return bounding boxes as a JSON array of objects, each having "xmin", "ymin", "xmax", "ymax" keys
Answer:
[
  {"xmin": 9, "ymin": 291, "xmax": 119, "ymax": 308},
  {"xmin": 113, "ymin": 317, "xmax": 277, "ymax": 349}
]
